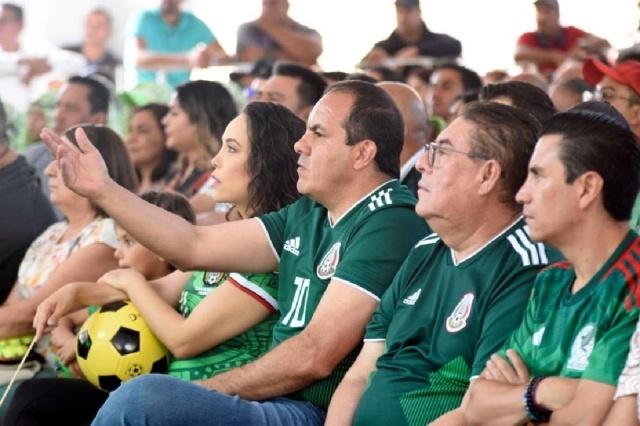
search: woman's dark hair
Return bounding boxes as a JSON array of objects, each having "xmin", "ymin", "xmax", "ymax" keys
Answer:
[
  {"xmin": 139, "ymin": 190, "xmax": 195, "ymax": 224},
  {"xmin": 65, "ymin": 125, "xmax": 138, "ymax": 216},
  {"xmin": 132, "ymin": 103, "xmax": 177, "ymax": 182},
  {"xmin": 243, "ymin": 102, "xmax": 305, "ymax": 216},
  {"xmin": 175, "ymin": 80, "xmax": 238, "ymax": 156}
]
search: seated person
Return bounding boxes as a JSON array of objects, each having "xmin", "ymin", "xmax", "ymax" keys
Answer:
[
  {"xmin": 236, "ymin": 0, "xmax": 322, "ymax": 66},
  {"xmin": 0, "ymin": 124, "xmax": 137, "ymax": 415},
  {"xmin": 325, "ymin": 102, "xmax": 558, "ymax": 425},
  {"xmin": 6, "ymin": 102, "xmax": 306, "ymax": 426},
  {"xmin": 363, "ymin": 0, "xmax": 461, "ymax": 66},
  {"xmin": 130, "ymin": 0, "xmax": 229, "ymax": 88},
  {"xmin": 515, "ymin": 0, "xmax": 609, "ymax": 75},
  {"xmin": 123, "ymin": 103, "xmax": 177, "ymax": 193},
  {"xmin": 463, "ymin": 102, "xmax": 640, "ymax": 425},
  {"xmin": 0, "ymin": 101, "xmax": 55, "ymax": 302},
  {"xmin": 427, "ymin": 63, "xmax": 482, "ymax": 123}
]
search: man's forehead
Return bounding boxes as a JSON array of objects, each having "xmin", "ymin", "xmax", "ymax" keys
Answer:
[
  {"xmin": 308, "ymin": 92, "xmax": 352, "ymax": 127},
  {"xmin": 431, "ymin": 70, "xmax": 462, "ymax": 85},
  {"xmin": 600, "ymin": 76, "xmax": 634, "ymax": 93}
]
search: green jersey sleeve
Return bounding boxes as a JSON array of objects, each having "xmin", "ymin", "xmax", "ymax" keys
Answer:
[
  {"xmin": 334, "ymin": 207, "xmax": 427, "ymax": 299},
  {"xmin": 257, "ymin": 204, "xmax": 291, "ymax": 260},
  {"xmin": 364, "ymin": 247, "xmax": 419, "ymax": 341},
  {"xmin": 474, "ymin": 268, "xmax": 539, "ymax": 376},
  {"xmin": 581, "ymin": 305, "xmax": 639, "ymax": 385}
]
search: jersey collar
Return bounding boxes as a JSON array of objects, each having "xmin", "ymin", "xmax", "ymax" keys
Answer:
[
  {"xmin": 450, "ymin": 216, "xmax": 524, "ymax": 266},
  {"xmin": 327, "ymin": 179, "xmax": 398, "ymax": 229}
]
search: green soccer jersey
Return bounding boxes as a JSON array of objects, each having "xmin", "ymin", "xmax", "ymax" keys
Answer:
[
  {"xmin": 499, "ymin": 231, "xmax": 640, "ymax": 386},
  {"xmin": 631, "ymin": 193, "xmax": 640, "ymax": 232},
  {"xmin": 354, "ymin": 218, "xmax": 558, "ymax": 426},
  {"xmin": 259, "ymin": 179, "xmax": 428, "ymax": 408},
  {"xmin": 167, "ymin": 270, "xmax": 279, "ymax": 381}
]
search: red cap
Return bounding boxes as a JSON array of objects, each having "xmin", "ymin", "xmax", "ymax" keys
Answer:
[{"xmin": 583, "ymin": 58, "xmax": 640, "ymax": 96}]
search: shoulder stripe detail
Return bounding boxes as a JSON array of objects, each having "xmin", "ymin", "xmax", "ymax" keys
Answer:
[
  {"xmin": 228, "ymin": 272, "xmax": 279, "ymax": 312},
  {"xmin": 332, "ymin": 277, "xmax": 381, "ymax": 302},
  {"xmin": 515, "ymin": 228, "xmax": 540, "ymax": 264},
  {"xmin": 363, "ymin": 338, "xmax": 386, "ymax": 342},
  {"xmin": 507, "ymin": 234, "xmax": 531, "ymax": 266},
  {"xmin": 507, "ymin": 226, "xmax": 548, "ymax": 267},
  {"xmin": 603, "ymin": 237, "xmax": 640, "ymax": 311},
  {"xmin": 256, "ymin": 218, "xmax": 280, "ymax": 264},
  {"xmin": 416, "ymin": 232, "xmax": 440, "ymax": 248}
]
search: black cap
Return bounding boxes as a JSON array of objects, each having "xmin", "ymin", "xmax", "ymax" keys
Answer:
[
  {"xmin": 534, "ymin": 0, "xmax": 559, "ymax": 10},
  {"xmin": 395, "ymin": 0, "xmax": 420, "ymax": 9},
  {"xmin": 229, "ymin": 59, "xmax": 274, "ymax": 83}
]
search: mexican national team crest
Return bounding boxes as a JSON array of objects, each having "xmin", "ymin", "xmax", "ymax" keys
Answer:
[
  {"xmin": 446, "ymin": 293, "xmax": 474, "ymax": 333},
  {"xmin": 316, "ymin": 242, "xmax": 341, "ymax": 280},
  {"xmin": 567, "ymin": 324, "xmax": 596, "ymax": 371},
  {"xmin": 202, "ymin": 272, "xmax": 222, "ymax": 286}
]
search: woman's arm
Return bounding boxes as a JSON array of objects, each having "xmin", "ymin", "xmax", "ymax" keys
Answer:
[
  {"xmin": 105, "ymin": 272, "xmax": 273, "ymax": 358},
  {"xmin": 1, "ymin": 243, "xmax": 118, "ymax": 339}
]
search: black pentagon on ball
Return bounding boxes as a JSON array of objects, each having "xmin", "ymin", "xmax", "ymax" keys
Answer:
[
  {"xmin": 76, "ymin": 330, "xmax": 91, "ymax": 360},
  {"xmin": 110, "ymin": 327, "xmax": 140, "ymax": 355},
  {"xmin": 100, "ymin": 301, "xmax": 128, "ymax": 313},
  {"xmin": 98, "ymin": 375, "xmax": 122, "ymax": 392},
  {"xmin": 151, "ymin": 355, "xmax": 169, "ymax": 374}
]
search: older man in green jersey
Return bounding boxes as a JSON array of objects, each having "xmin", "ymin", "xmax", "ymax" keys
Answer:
[
  {"xmin": 325, "ymin": 102, "xmax": 559, "ymax": 425},
  {"xmin": 40, "ymin": 81, "xmax": 428, "ymax": 425},
  {"xmin": 463, "ymin": 103, "xmax": 640, "ymax": 425}
]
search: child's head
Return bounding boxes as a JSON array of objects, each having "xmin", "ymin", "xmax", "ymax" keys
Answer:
[{"xmin": 113, "ymin": 191, "xmax": 195, "ymax": 279}]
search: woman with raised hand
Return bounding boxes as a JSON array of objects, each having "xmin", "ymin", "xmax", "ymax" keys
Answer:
[{"xmin": 4, "ymin": 102, "xmax": 304, "ymax": 426}]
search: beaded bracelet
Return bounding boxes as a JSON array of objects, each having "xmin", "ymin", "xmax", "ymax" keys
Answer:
[{"xmin": 523, "ymin": 376, "xmax": 552, "ymax": 423}]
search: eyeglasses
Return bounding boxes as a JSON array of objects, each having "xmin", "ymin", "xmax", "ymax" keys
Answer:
[
  {"xmin": 592, "ymin": 87, "xmax": 640, "ymax": 104},
  {"xmin": 423, "ymin": 141, "xmax": 488, "ymax": 168}
]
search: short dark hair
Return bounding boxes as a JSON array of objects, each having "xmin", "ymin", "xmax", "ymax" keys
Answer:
[
  {"xmin": 2, "ymin": 3, "xmax": 22, "ymax": 23},
  {"xmin": 131, "ymin": 103, "xmax": 177, "ymax": 183},
  {"xmin": 541, "ymin": 107, "xmax": 640, "ymax": 221},
  {"xmin": 140, "ymin": 190, "xmax": 195, "ymax": 224},
  {"xmin": 273, "ymin": 62, "xmax": 327, "ymax": 110},
  {"xmin": 434, "ymin": 64, "xmax": 483, "ymax": 94},
  {"xmin": 64, "ymin": 125, "xmax": 138, "ymax": 215},
  {"xmin": 68, "ymin": 75, "xmax": 110, "ymax": 115},
  {"xmin": 326, "ymin": 80, "xmax": 404, "ymax": 178},
  {"xmin": 480, "ymin": 81, "xmax": 556, "ymax": 125},
  {"xmin": 462, "ymin": 101, "xmax": 541, "ymax": 209},
  {"xmin": 243, "ymin": 102, "xmax": 304, "ymax": 216},
  {"xmin": 175, "ymin": 80, "xmax": 237, "ymax": 156}
]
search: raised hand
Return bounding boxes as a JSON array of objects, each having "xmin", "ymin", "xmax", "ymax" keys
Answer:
[{"xmin": 40, "ymin": 127, "xmax": 111, "ymax": 199}]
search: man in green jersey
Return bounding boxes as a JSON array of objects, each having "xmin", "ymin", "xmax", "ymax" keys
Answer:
[
  {"xmin": 41, "ymin": 81, "xmax": 428, "ymax": 425},
  {"xmin": 464, "ymin": 103, "xmax": 640, "ymax": 425},
  {"xmin": 325, "ymin": 102, "xmax": 558, "ymax": 425}
]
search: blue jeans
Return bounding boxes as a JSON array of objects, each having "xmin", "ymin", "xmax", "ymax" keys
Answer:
[{"xmin": 91, "ymin": 374, "xmax": 326, "ymax": 426}]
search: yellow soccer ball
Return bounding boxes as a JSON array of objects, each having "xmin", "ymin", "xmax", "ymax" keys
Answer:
[{"xmin": 76, "ymin": 300, "xmax": 169, "ymax": 391}]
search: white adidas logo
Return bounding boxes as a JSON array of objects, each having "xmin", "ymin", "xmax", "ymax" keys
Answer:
[
  {"xmin": 283, "ymin": 237, "xmax": 301, "ymax": 256},
  {"xmin": 403, "ymin": 289, "xmax": 421, "ymax": 305}
]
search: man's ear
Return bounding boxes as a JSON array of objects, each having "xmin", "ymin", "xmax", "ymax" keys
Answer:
[
  {"xmin": 477, "ymin": 159, "xmax": 502, "ymax": 196},
  {"xmin": 574, "ymin": 171, "xmax": 604, "ymax": 211},
  {"xmin": 352, "ymin": 140, "xmax": 378, "ymax": 171}
]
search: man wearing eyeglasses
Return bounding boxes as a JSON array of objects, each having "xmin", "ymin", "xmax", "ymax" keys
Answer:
[
  {"xmin": 325, "ymin": 102, "xmax": 559, "ymax": 425},
  {"xmin": 583, "ymin": 59, "xmax": 640, "ymax": 231}
]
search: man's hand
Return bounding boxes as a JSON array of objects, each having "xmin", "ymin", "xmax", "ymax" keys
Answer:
[
  {"xmin": 40, "ymin": 127, "xmax": 112, "ymax": 200},
  {"xmin": 99, "ymin": 269, "xmax": 146, "ymax": 294},
  {"xmin": 481, "ymin": 349, "xmax": 530, "ymax": 385},
  {"xmin": 18, "ymin": 57, "xmax": 51, "ymax": 84}
]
